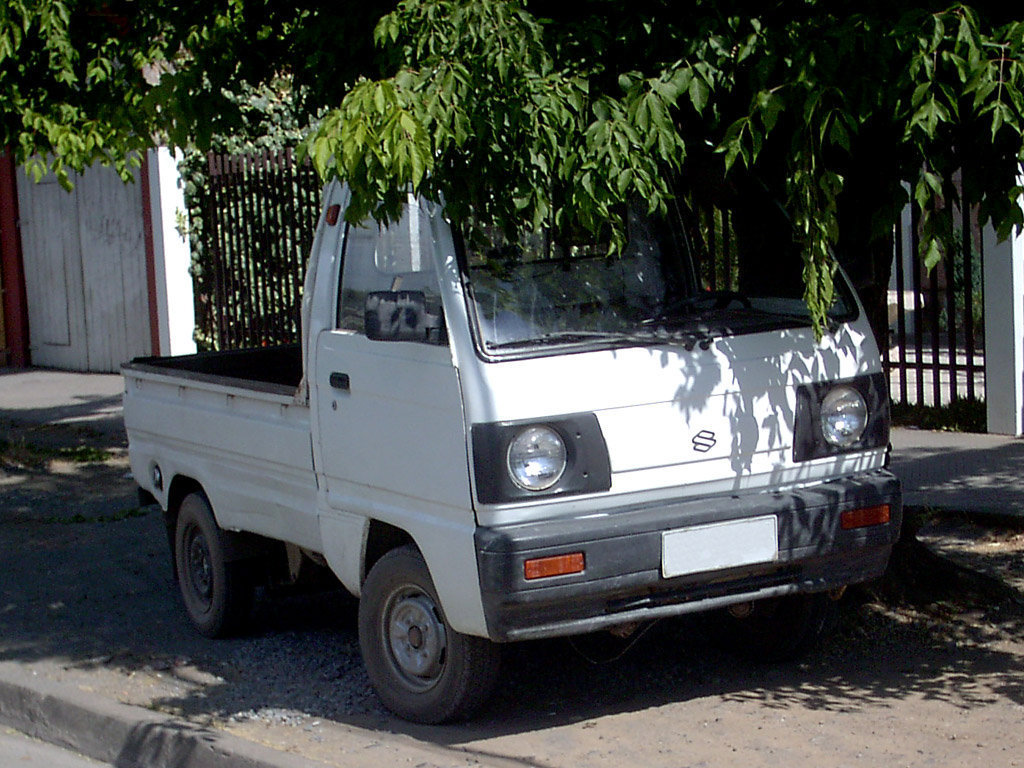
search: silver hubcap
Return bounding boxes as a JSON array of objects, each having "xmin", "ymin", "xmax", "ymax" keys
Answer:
[{"xmin": 385, "ymin": 590, "xmax": 447, "ymax": 689}]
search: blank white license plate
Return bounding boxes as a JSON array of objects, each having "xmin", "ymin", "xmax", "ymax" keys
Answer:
[{"xmin": 662, "ymin": 515, "xmax": 778, "ymax": 578}]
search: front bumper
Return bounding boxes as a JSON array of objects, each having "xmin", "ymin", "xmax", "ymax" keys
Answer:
[{"xmin": 475, "ymin": 469, "xmax": 901, "ymax": 641}]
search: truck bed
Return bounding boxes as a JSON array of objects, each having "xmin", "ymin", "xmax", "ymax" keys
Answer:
[
  {"xmin": 123, "ymin": 344, "xmax": 303, "ymax": 397},
  {"xmin": 122, "ymin": 343, "xmax": 320, "ymax": 551}
]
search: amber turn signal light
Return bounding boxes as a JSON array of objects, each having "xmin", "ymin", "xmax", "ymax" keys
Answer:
[
  {"xmin": 524, "ymin": 552, "xmax": 585, "ymax": 580},
  {"xmin": 841, "ymin": 504, "xmax": 891, "ymax": 530}
]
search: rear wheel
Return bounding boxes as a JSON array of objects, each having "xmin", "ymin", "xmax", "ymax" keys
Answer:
[
  {"xmin": 358, "ymin": 545, "xmax": 500, "ymax": 723},
  {"xmin": 174, "ymin": 492, "xmax": 253, "ymax": 637}
]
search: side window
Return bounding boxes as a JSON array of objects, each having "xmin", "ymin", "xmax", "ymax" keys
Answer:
[{"xmin": 337, "ymin": 201, "xmax": 446, "ymax": 344}]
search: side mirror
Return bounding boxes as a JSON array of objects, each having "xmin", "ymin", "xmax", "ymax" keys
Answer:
[{"xmin": 365, "ymin": 291, "xmax": 444, "ymax": 343}]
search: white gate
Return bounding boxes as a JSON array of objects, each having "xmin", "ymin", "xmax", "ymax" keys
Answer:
[{"xmin": 17, "ymin": 163, "xmax": 152, "ymax": 372}]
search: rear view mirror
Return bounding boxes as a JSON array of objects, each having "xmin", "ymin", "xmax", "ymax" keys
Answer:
[{"xmin": 365, "ymin": 291, "xmax": 444, "ymax": 343}]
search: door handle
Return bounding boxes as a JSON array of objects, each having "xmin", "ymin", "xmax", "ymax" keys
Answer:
[{"xmin": 329, "ymin": 372, "xmax": 350, "ymax": 391}]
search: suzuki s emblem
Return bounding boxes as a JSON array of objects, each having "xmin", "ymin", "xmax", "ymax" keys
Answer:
[{"xmin": 692, "ymin": 430, "xmax": 717, "ymax": 453}]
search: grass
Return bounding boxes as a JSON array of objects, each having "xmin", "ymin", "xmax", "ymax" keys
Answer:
[
  {"xmin": 890, "ymin": 398, "xmax": 986, "ymax": 433},
  {"xmin": 0, "ymin": 437, "xmax": 112, "ymax": 468},
  {"xmin": 41, "ymin": 508, "xmax": 151, "ymax": 525},
  {"xmin": 53, "ymin": 445, "xmax": 112, "ymax": 462}
]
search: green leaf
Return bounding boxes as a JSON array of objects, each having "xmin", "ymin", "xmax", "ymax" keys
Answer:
[
  {"xmin": 688, "ymin": 75, "xmax": 710, "ymax": 114},
  {"xmin": 757, "ymin": 89, "xmax": 783, "ymax": 133}
]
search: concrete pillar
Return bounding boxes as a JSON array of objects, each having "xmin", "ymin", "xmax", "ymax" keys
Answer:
[
  {"xmin": 145, "ymin": 147, "xmax": 196, "ymax": 356},
  {"xmin": 982, "ymin": 213, "xmax": 1024, "ymax": 435}
]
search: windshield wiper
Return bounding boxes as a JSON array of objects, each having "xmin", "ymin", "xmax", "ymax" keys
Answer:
[
  {"xmin": 484, "ymin": 328, "xmax": 714, "ymax": 352},
  {"xmin": 484, "ymin": 330, "xmax": 658, "ymax": 350}
]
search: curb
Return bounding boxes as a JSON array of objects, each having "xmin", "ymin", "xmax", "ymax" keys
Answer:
[{"xmin": 0, "ymin": 663, "xmax": 324, "ymax": 768}]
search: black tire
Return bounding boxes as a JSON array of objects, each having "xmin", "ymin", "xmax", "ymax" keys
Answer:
[
  {"xmin": 358, "ymin": 545, "xmax": 500, "ymax": 723},
  {"xmin": 174, "ymin": 492, "xmax": 253, "ymax": 638},
  {"xmin": 718, "ymin": 592, "xmax": 837, "ymax": 662}
]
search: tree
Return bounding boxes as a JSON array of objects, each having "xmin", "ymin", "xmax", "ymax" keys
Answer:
[
  {"xmin": 0, "ymin": 0, "xmax": 385, "ymax": 182},
  {"xmin": 0, "ymin": 0, "xmax": 158, "ymax": 183},
  {"xmin": 306, "ymin": 0, "xmax": 1024, "ymax": 340},
  {"xmin": 6, "ymin": 0, "xmax": 1024, "ymax": 340}
]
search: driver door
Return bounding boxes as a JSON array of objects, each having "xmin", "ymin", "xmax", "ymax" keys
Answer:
[{"xmin": 312, "ymin": 198, "xmax": 471, "ymax": 519}]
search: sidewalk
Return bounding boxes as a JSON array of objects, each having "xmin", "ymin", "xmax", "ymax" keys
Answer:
[
  {"xmin": 890, "ymin": 426, "xmax": 1024, "ymax": 517},
  {"xmin": 0, "ymin": 368, "xmax": 124, "ymax": 439},
  {"xmin": 3, "ymin": 367, "xmax": 1024, "ymax": 768}
]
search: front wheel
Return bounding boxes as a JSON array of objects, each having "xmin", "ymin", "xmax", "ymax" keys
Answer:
[
  {"xmin": 358, "ymin": 545, "xmax": 500, "ymax": 723},
  {"xmin": 174, "ymin": 492, "xmax": 253, "ymax": 638}
]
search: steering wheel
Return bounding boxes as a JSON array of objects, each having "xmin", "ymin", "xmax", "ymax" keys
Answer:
[
  {"xmin": 696, "ymin": 289, "xmax": 753, "ymax": 310},
  {"xmin": 645, "ymin": 290, "xmax": 752, "ymax": 324}
]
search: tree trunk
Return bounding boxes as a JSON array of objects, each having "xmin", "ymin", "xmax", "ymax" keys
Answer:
[{"xmin": 834, "ymin": 141, "xmax": 901, "ymax": 351}]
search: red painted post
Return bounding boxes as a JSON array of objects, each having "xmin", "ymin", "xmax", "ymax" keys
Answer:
[{"xmin": 0, "ymin": 148, "xmax": 29, "ymax": 367}]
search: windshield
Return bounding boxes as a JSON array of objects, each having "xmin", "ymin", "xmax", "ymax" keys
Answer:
[{"xmin": 463, "ymin": 203, "xmax": 856, "ymax": 357}]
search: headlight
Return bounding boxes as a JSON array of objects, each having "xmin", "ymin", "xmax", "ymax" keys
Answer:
[
  {"xmin": 507, "ymin": 426, "xmax": 567, "ymax": 491},
  {"xmin": 793, "ymin": 373, "xmax": 889, "ymax": 462},
  {"xmin": 472, "ymin": 414, "xmax": 611, "ymax": 503},
  {"xmin": 820, "ymin": 386, "xmax": 868, "ymax": 447}
]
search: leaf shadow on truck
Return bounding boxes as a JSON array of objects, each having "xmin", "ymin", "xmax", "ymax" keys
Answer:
[
  {"xmin": 662, "ymin": 320, "xmax": 873, "ymax": 477},
  {"xmin": 123, "ymin": 182, "xmax": 900, "ymax": 724}
]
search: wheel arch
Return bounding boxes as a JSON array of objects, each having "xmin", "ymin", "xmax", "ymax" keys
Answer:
[
  {"xmin": 164, "ymin": 475, "xmax": 206, "ymax": 577},
  {"xmin": 355, "ymin": 518, "xmax": 489, "ymax": 638},
  {"xmin": 363, "ymin": 519, "xmax": 415, "ymax": 585},
  {"xmin": 165, "ymin": 475, "xmax": 277, "ymax": 568}
]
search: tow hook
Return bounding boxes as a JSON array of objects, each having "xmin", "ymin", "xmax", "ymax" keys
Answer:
[
  {"xmin": 727, "ymin": 601, "xmax": 755, "ymax": 619},
  {"xmin": 608, "ymin": 621, "xmax": 642, "ymax": 639}
]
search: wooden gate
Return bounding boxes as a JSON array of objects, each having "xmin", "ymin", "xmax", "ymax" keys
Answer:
[{"xmin": 17, "ymin": 164, "xmax": 152, "ymax": 371}]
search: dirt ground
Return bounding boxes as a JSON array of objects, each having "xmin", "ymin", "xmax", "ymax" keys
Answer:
[{"xmin": 3, "ymin": 418, "xmax": 1024, "ymax": 768}]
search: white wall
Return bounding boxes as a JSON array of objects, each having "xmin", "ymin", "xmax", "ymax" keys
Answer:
[
  {"xmin": 147, "ymin": 148, "xmax": 196, "ymax": 357},
  {"xmin": 983, "ymin": 215, "xmax": 1024, "ymax": 435}
]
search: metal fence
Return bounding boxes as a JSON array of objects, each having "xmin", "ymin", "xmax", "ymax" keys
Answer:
[
  {"xmin": 688, "ymin": 205, "xmax": 739, "ymax": 293},
  {"xmin": 194, "ymin": 150, "xmax": 321, "ymax": 350},
  {"xmin": 685, "ymin": 197, "xmax": 985, "ymax": 410},
  {"xmin": 193, "ymin": 151, "xmax": 983, "ymax": 410},
  {"xmin": 883, "ymin": 202, "xmax": 984, "ymax": 408}
]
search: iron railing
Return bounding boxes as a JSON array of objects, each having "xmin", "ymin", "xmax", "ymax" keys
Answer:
[
  {"xmin": 193, "ymin": 151, "xmax": 984, "ymax": 410},
  {"xmin": 195, "ymin": 150, "xmax": 321, "ymax": 350},
  {"xmin": 883, "ymin": 202, "xmax": 984, "ymax": 408}
]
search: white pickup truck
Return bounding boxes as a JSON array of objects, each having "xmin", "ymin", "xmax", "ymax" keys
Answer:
[{"xmin": 124, "ymin": 181, "xmax": 901, "ymax": 723}]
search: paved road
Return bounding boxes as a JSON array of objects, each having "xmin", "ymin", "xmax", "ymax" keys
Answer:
[
  {"xmin": 5, "ymin": 367, "xmax": 1024, "ymax": 768},
  {"xmin": 0, "ymin": 728, "xmax": 110, "ymax": 767}
]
